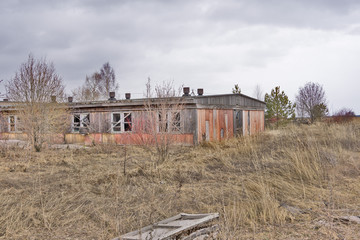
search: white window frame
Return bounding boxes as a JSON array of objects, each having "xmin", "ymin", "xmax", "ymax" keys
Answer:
[
  {"xmin": 72, "ymin": 113, "xmax": 90, "ymax": 133},
  {"xmin": 8, "ymin": 115, "xmax": 18, "ymax": 132},
  {"xmin": 111, "ymin": 112, "xmax": 132, "ymax": 133},
  {"xmin": 158, "ymin": 111, "xmax": 182, "ymax": 133}
]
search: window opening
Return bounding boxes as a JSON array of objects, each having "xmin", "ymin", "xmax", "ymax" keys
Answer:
[
  {"xmin": 73, "ymin": 113, "xmax": 90, "ymax": 133},
  {"xmin": 124, "ymin": 113, "xmax": 132, "ymax": 132},
  {"xmin": 171, "ymin": 112, "xmax": 181, "ymax": 132},
  {"xmin": 158, "ymin": 112, "xmax": 168, "ymax": 132},
  {"xmin": 111, "ymin": 112, "xmax": 133, "ymax": 132},
  {"xmin": 112, "ymin": 113, "xmax": 121, "ymax": 132},
  {"xmin": 158, "ymin": 111, "xmax": 181, "ymax": 133},
  {"xmin": 9, "ymin": 115, "xmax": 16, "ymax": 132}
]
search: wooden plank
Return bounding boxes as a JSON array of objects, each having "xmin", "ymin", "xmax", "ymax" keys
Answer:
[
  {"xmin": 116, "ymin": 212, "xmax": 219, "ymax": 240},
  {"xmin": 209, "ymin": 110, "xmax": 213, "ymax": 141},
  {"xmin": 205, "ymin": 121, "xmax": 210, "ymax": 141},
  {"xmin": 213, "ymin": 109, "xmax": 217, "ymax": 140}
]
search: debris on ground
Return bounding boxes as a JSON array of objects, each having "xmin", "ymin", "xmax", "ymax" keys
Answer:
[{"xmin": 114, "ymin": 213, "xmax": 219, "ymax": 240}]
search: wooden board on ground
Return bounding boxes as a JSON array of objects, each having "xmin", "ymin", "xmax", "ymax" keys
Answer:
[{"xmin": 114, "ymin": 212, "xmax": 219, "ymax": 240}]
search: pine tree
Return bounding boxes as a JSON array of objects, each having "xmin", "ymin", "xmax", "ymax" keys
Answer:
[{"xmin": 265, "ymin": 86, "xmax": 296, "ymax": 127}]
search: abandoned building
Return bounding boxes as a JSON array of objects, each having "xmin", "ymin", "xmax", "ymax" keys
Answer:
[{"xmin": 0, "ymin": 88, "xmax": 265, "ymax": 145}]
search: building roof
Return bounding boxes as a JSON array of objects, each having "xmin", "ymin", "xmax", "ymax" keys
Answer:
[{"xmin": 0, "ymin": 93, "xmax": 265, "ymax": 111}]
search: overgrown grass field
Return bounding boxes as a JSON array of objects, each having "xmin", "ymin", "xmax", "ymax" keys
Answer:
[{"xmin": 1, "ymin": 121, "xmax": 360, "ymax": 239}]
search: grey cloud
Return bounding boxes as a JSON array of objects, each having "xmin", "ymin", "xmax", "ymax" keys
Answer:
[
  {"xmin": 0, "ymin": 0, "xmax": 359, "ymax": 113},
  {"xmin": 207, "ymin": 0, "xmax": 360, "ymax": 29}
]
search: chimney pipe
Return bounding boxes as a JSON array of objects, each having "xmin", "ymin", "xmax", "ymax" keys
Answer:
[
  {"xmin": 197, "ymin": 88, "xmax": 204, "ymax": 96},
  {"xmin": 183, "ymin": 87, "xmax": 190, "ymax": 96},
  {"xmin": 108, "ymin": 92, "xmax": 116, "ymax": 101},
  {"xmin": 51, "ymin": 96, "xmax": 56, "ymax": 102},
  {"xmin": 125, "ymin": 93, "xmax": 131, "ymax": 99},
  {"xmin": 68, "ymin": 96, "xmax": 73, "ymax": 103}
]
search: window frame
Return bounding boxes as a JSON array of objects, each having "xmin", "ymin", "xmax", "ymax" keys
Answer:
[
  {"xmin": 8, "ymin": 115, "xmax": 18, "ymax": 132},
  {"xmin": 111, "ymin": 112, "xmax": 133, "ymax": 133},
  {"xmin": 158, "ymin": 111, "xmax": 182, "ymax": 133},
  {"xmin": 72, "ymin": 113, "xmax": 90, "ymax": 133}
]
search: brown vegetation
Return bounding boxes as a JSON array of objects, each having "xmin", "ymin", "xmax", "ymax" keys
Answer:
[{"xmin": 0, "ymin": 121, "xmax": 359, "ymax": 239}]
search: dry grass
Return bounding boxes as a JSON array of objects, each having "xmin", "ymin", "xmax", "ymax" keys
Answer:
[{"xmin": 0, "ymin": 121, "xmax": 360, "ymax": 239}]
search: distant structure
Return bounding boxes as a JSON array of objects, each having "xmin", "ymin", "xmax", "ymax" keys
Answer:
[{"xmin": 0, "ymin": 87, "xmax": 265, "ymax": 145}]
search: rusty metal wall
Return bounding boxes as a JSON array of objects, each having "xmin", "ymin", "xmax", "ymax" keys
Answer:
[
  {"xmin": 242, "ymin": 110, "xmax": 264, "ymax": 136},
  {"xmin": 197, "ymin": 109, "xmax": 234, "ymax": 143}
]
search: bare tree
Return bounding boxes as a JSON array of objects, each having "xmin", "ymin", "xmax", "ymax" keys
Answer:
[
  {"xmin": 295, "ymin": 82, "xmax": 328, "ymax": 123},
  {"xmin": 6, "ymin": 54, "xmax": 69, "ymax": 151},
  {"xmin": 134, "ymin": 80, "xmax": 184, "ymax": 165},
  {"xmin": 6, "ymin": 54, "xmax": 65, "ymax": 102},
  {"xmin": 73, "ymin": 62, "xmax": 119, "ymax": 101},
  {"xmin": 72, "ymin": 73, "xmax": 102, "ymax": 101},
  {"xmin": 253, "ymin": 84, "xmax": 264, "ymax": 101},
  {"xmin": 17, "ymin": 102, "xmax": 70, "ymax": 151},
  {"xmin": 144, "ymin": 77, "xmax": 152, "ymax": 98},
  {"xmin": 99, "ymin": 62, "xmax": 118, "ymax": 98}
]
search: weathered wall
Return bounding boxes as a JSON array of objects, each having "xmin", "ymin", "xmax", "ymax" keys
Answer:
[
  {"xmin": 242, "ymin": 110, "xmax": 265, "ymax": 136},
  {"xmin": 65, "ymin": 133, "xmax": 194, "ymax": 146},
  {"xmin": 197, "ymin": 109, "xmax": 234, "ymax": 143},
  {"xmin": 0, "ymin": 132, "xmax": 28, "ymax": 141},
  {"xmin": 65, "ymin": 108, "xmax": 196, "ymax": 145},
  {"xmin": 195, "ymin": 94, "xmax": 265, "ymax": 110}
]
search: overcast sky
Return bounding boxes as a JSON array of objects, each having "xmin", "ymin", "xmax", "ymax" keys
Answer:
[{"xmin": 1, "ymin": 0, "xmax": 360, "ymax": 114}]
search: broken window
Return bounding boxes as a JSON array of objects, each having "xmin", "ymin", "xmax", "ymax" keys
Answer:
[
  {"xmin": 171, "ymin": 112, "xmax": 181, "ymax": 132},
  {"xmin": 158, "ymin": 111, "xmax": 182, "ymax": 133},
  {"xmin": 112, "ymin": 113, "xmax": 121, "ymax": 132},
  {"xmin": 8, "ymin": 115, "xmax": 17, "ymax": 132},
  {"xmin": 73, "ymin": 113, "xmax": 90, "ymax": 133},
  {"xmin": 158, "ymin": 111, "xmax": 168, "ymax": 132},
  {"xmin": 111, "ymin": 112, "xmax": 132, "ymax": 132},
  {"xmin": 124, "ymin": 112, "xmax": 132, "ymax": 132}
]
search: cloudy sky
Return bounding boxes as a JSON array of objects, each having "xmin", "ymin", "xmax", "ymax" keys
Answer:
[{"xmin": 1, "ymin": 0, "xmax": 360, "ymax": 114}]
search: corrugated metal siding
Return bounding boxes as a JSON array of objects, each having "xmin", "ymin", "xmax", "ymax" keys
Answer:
[{"xmin": 197, "ymin": 109, "xmax": 234, "ymax": 143}]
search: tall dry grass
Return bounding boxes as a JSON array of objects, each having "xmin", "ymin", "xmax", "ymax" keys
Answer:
[{"xmin": 0, "ymin": 121, "xmax": 359, "ymax": 239}]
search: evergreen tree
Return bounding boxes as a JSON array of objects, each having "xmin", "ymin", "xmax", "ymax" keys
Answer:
[
  {"xmin": 232, "ymin": 84, "xmax": 241, "ymax": 94},
  {"xmin": 265, "ymin": 86, "xmax": 296, "ymax": 126}
]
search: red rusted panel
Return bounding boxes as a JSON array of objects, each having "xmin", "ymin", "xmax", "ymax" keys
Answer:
[
  {"xmin": 227, "ymin": 109, "xmax": 234, "ymax": 138},
  {"xmin": 197, "ymin": 109, "xmax": 235, "ymax": 143},
  {"xmin": 215, "ymin": 109, "xmax": 220, "ymax": 141},
  {"xmin": 249, "ymin": 110, "xmax": 265, "ymax": 134},
  {"xmin": 209, "ymin": 111, "xmax": 213, "ymax": 141},
  {"xmin": 243, "ymin": 111, "xmax": 248, "ymax": 136},
  {"xmin": 65, "ymin": 133, "xmax": 194, "ymax": 146},
  {"xmin": 197, "ymin": 109, "xmax": 205, "ymax": 142}
]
